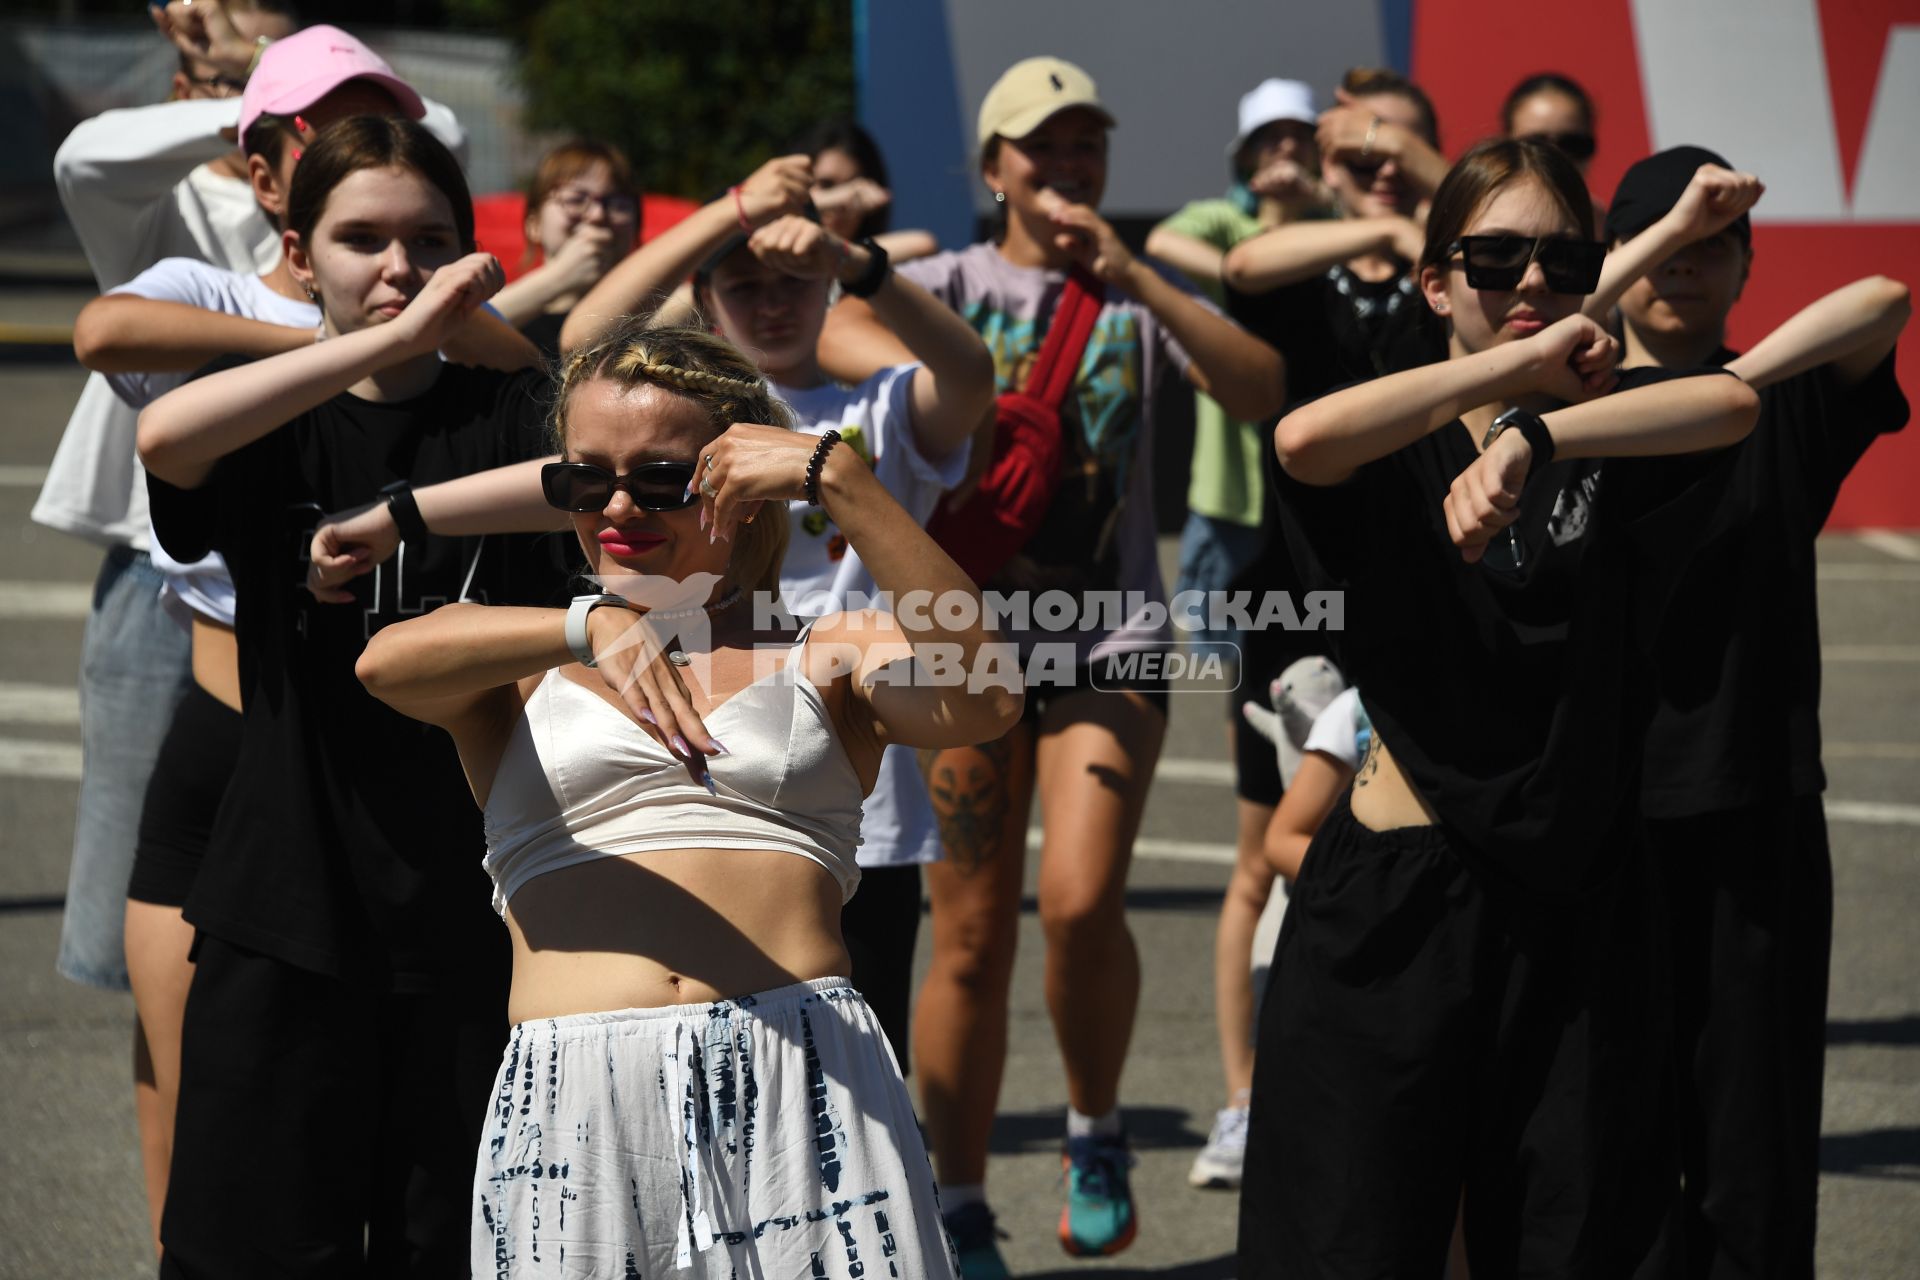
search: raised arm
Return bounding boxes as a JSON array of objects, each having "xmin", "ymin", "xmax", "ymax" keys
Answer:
[
  {"xmin": 1582, "ymin": 165, "xmax": 1764, "ymax": 321},
  {"xmin": 749, "ymin": 217, "xmax": 993, "ymax": 460},
  {"xmin": 1222, "ymin": 217, "xmax": 1424, "ymax": 293},
  {"xmin": 1276, "ymin": 314, "xmax": 1620, "ymax": 485},
  {"xmin": 700, "ymin": 425, "xmax": 1023, "ymax": 748},
  {"xmin": 138, "ymin": 253, "xmax": 503, "ymax": 488},
  {"xmin": 1046, "ymin": 201, "xmax": 1285, "ymax": 420},
  {"xmin": 1145, "ymin": 227, "xmax": 1231, "ymax": 286},
  {"xmin": 560, "ymin": 157, "xmax": 812, "ymax": 352},
  {"xmin": 54, "ymin": 99, "xmax": 247, "ymax": 291},
  {"xmin": 817, "ymin": 295, "xmax": 919, "ymax": 385},
  {"xmin": 1317, "ymin": 100, "xmax": 1449, "ymax": 200},
  {"xmin": 1726, "ymin": 275, "xmax": 1910, "ymax": 389},
  {"xmin": 75, "ymin": 295, "xmax": 311, "ymax": 375},
  {"xmin": 490, "ymin": 223, "xmax": 620, "ymax": 327}
]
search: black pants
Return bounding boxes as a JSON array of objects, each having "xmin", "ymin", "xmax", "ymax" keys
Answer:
[
  {"xmin": 1238, "ymin": 795, "xmax": 1674, "ymax": 1279},
  {"xmin": 159, "ymin": 935, "xmax": 507, "ymax": 1279},
  {"xmin": 1639, "ymin": 794, "xmax": 1832, "ymax": 1280},
  {"xmin": 840, "ymin": 862, "xmax": 923, "ymax": 1074}
]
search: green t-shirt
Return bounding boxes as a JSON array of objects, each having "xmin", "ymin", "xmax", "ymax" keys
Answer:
[{"xmin": 1155, "ymin": 197, "xmax": 1267, "ymax": 525}]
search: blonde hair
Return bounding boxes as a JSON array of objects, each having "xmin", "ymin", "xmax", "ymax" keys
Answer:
[{"xmin": 553, "ymin": 319, "xmax": 792, "ymax": 598}]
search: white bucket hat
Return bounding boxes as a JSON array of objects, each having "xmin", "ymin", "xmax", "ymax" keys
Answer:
[{"xmin": 1227, "ymin": 78, "xmax": 1318, "ymax": 156}]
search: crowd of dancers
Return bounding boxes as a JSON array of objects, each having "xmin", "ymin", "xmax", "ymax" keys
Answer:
[{"xmin": 36, "ymin": 2, "xmax": 1911, "ymax": 1277}]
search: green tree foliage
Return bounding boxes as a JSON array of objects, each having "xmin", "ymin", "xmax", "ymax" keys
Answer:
[{"xmin": 448, "ymin": 0, "xmax": 854, "ymax": 197}]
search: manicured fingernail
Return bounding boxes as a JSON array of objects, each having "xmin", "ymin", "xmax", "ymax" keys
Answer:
[
  {"xmin": 708, "ymin": 737, "xmax": 730, "ymax": 756},
  {"xmin": 671, "ymin": 734, "xmax": 691, "ymax": 757},
  {"xmin": 699, "ymin": 506, "xmax": 709, "ymax": 532},
  {"xmin": 638, "ymin": 709, "xmax": 656, "ymax": 725}
]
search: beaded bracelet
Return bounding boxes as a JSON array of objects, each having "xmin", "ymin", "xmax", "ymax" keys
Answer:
[{"xmin": 804, "ymin": 429, "xmax": 841, "ymax": 506}]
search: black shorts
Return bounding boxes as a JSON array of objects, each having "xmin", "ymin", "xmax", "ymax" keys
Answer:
[
  {"xmin": 1238, "ymin": 795, "xmax": 1674, "ymax": 1278},
  {"xmin": 128, "ymin": 684, "xmax": 243, "ymax": 908},
  {"xmin": 840, "ymin": 862, "xmax": 923, "ymax": 1074},
  {"xmin": 1021, "ymin": 652, "xmax": 1169, "ymax": 724},
  {"xmin": 161, "ymin": 935, "xmax": 507, "ymax": 1278}
]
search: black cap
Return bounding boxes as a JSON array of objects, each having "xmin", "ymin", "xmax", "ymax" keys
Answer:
[{"xmin": 1606, "ymin": 145, "xmax": 1750, "ymax": 246}]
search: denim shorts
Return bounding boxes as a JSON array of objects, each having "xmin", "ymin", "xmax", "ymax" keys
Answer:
[
  {"xmin": 56, "ymin": 547, "xmax": 192, "ymax": 990},
  {"xmin": 1174, "ymin": 510, "xmax": 1266, "ymax": 650}
]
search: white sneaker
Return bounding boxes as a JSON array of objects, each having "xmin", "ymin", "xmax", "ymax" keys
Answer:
[{"xmin": 1188, "ymin": 1104, "xmax": 1249, "ymax": 1188}]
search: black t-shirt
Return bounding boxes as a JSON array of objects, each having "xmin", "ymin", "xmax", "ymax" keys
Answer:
[
  {"xmin": 149, "ymin": 361, "xmax": 571, "ymax": 991},
  {"xmin": 1271, "ymin": 367, "xmax": 1738, "ymax": 897},
  {"xmin": 1641, "ymin": 347, "xmax": 1909, "ymax": 818},
  {"xmin": 1225, "ymin": 267, "xmax": 1448, "ymax": 675},
  {"xmin": 519, "ymin": 310, "xmax": 568, "ymax": 363}
]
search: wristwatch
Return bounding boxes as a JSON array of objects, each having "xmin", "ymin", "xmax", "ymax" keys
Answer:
[
  {"xmin": 379, "ymin": 480, "xmax": 429, "ymax": 545},
  {"xmin": 839, "ymin": 237, "xmax": 891, "ymax": 299},
  {"xmin": 1481, "ymin": 407, "xmax": 1556, "ymax": 467},
  {"xmin": 566, "ymin": 593, "xmax": 630, "ymax": 668}
]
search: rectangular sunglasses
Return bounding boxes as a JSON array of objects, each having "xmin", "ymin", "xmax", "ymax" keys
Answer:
[
  {"xmin": 1445, "ymin": 234, "xmax": 1606, "ymax": 295},
  {"xmin": 541, "ymin": 461, "xmax": 701, "ymax": 513}
]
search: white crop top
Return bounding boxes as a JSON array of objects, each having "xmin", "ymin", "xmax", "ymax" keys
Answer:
[{"xmin": 482, "ymin": 626, "xmax": 865, "ymax": 914}]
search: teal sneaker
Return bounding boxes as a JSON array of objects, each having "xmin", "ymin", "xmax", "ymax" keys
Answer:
[
  {"xmin": 943, "ymin": 1201, "xmax": 1011, "ymax": 1280},
  {"xmin": 1059, "ymin": 1133, "xmax": 1138, "ymax": 1256}
]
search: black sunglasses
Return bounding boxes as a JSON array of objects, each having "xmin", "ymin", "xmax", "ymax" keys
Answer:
[
  {"xmin": 1523, "ymin": 131, "xmax": 1597, "ymax": 163},
  {"xmin": 542, "ymin": 461, "xmax": 700, "ymax": 513},
  {"xmin": 1444, "ymin": 235, "xmax": 1606, "ymax": 294}
]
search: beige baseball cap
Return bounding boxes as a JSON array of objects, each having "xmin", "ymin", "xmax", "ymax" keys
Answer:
[{"xmin": 977, "ymin": 56, "xmax": 1115, "ymax": 150}]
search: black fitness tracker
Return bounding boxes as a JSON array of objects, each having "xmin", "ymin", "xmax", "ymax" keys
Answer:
[
  {"xmin": 380, "ymin": 480, "xmax": 430, "ymax": 545},
  {"xmin": 1483, "ymin": 407, "xmax": 1556, "ymax": 468},
  {"xmin": 839, "ymin": 237, "xmax": 891, "ymax": 299}
]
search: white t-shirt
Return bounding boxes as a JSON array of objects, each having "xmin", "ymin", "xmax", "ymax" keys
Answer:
[
  {"xmin": 1302, "ymin": 687, "xmax": 1373, "ymax": 772},
  {"xmin": 34, "ymin": 95, "xmax": 465, "ymax": 552},
  {"xmin": 775, "ymin": 365, "xmax": 969, "ymax": 867},
  {"xmin": 106, "ymin": 258, "xmax": 321, "ymax": 627}
]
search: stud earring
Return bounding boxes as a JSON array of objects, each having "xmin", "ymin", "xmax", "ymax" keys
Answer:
[
  {"xmin": 303, "ymin": 283, "xmax": 317, "ymax": 302},
  {"xmin": 993, "ymin": 190, "xmax": 1006, "ymax": 204}
]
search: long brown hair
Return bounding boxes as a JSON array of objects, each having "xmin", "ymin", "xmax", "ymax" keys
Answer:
[
  {"xmin": 552, "ymin": 320, "xmax": 792, "ymax": 597},
  {"xmin": 1419, "ymin": 137, "xmax": 1594, "ymax": 274}
]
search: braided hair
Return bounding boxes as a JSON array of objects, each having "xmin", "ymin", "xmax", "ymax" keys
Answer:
[{"xmin": 552, "ymin": 319, "xmax": 794, "ymax": 597}]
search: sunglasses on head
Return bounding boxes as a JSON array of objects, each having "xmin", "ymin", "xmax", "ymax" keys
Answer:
[
  {"xmin": 541, "ymin": 461, "xmax": 700, "ymax": 513},
  {"xmin": 1523, "ymin": 131, "xmax": 1597, "ymax": 163},
  {"xmin": 1445, "ymin": 234, "xmax": 1606, "ymax": 294}
]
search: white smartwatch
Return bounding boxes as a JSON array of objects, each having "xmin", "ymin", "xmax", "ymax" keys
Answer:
[{"xmin": 566, "ymin": 593, "xmax": 629, "ymax": 668}]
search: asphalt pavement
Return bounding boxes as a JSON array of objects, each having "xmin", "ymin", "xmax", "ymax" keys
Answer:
[{"xmin": 1, "ymin": 339, "xmax": 1915, "ymax": 1278}]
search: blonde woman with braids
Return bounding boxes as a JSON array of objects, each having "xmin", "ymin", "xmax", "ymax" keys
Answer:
[{"xmin": 342, "ymin": 319, "xmax": 1017, "ymax": 1278}]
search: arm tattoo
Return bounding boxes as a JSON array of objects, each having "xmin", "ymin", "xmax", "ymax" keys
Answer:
[{"xmin": 922, "ymin": 739, "xmax": 1016, "ymax": 877}]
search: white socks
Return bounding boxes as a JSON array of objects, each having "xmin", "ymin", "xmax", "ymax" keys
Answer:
[
  {"xmin": 943, "ymin": 1182, "xmax": 986, "ymax": 1212},
  {"xmin": 1066, "ymin": 1106, "xmax": 1122, "ymax": 1139}
]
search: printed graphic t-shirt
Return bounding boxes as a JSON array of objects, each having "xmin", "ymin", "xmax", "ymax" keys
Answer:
[
  {"xmin": 899, "ymin": 241, "xmax": 1201, "ymax": 665},
  {"xmin": 149, "ymin": 361, "xmax": 570, "ymax": 990},
  {"xmin": 776, "ymin": 364, "xmax": 969, "ymax": 867}
]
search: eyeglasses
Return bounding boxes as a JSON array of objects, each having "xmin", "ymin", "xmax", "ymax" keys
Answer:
[
  {"xmin": 1522, "ymin": 131, "xmax": 1597, "ymax": 163},
  {"xmin": 542, "ymin": 461, "xmax": 699, "ymax": 513},
  {"xmin": 1342, "ymin": 155, "xmax": 1388, "ymax": 182},
  {"xmin": 1444, "ymin": 235, "xmax": 1606, "ymax": 294},
  {"xmin": 548, "ymin": 188, "xmax": 640, "ymax": 221}
]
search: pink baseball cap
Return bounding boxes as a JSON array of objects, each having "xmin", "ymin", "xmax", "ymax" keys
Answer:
[{"xmin": 239, "ymin": 25, "xmax": 426, "ymax": 144}]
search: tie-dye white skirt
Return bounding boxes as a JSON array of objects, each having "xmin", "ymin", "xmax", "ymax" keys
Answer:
[{"xmin": 472, "ymin": 977, "xmax": 958, "ymax": 1280}]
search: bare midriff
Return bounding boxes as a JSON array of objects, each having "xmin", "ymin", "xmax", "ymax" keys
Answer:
[
  {"xmin": 190, "ymin": 616, "xmax": 242, "ymax": 713},
  {"xmin": 501, "ymin": 847, "xmax": 851, "ymax": 1023},
  {"xmin": 1348, "ymin": 732, "xmax": 1442, "ymax": 832}
]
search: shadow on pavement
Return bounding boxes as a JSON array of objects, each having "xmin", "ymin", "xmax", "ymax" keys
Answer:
[
  {"xmin": 988, "ymin": 1105, "xmax": 1209, "ymax": 1154},
  {"xmin": 1820, "ymin": 1126, "xmax": 1920, "ymax": 1180},
  {"xmin": 1827, "ymin": 1014, "xmax": 1920, "ymax": 1046}
]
